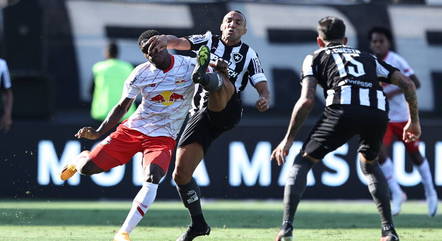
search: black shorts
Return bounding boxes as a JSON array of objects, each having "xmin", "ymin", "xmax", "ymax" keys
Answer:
[
  {"xmin": 302, "ymin": 105, "xmax": 388, "ymax": 161},
  {"xmin": 178, "ymin": 93, "xmax": 242, "ymax": 153}
]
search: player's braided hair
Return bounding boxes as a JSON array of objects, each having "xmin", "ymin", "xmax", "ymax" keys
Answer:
[
  {"xmin": 138, "ymin": 29, "xmax": 161, "ymax": 54},
  {"xmin": 317, "ymin": 16, "xmax": 346, "ymax": 41}
]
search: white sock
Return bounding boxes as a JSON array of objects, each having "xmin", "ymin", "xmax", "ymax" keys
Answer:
[
  {"xmin": 119, "ymin": 182, "xmax": 158, "ymax": 233},
  {"xmin": 73, "ymin": 151, "xmax": 90, "ymax": 175},
  {"xmin": 417, "ymin": 160, "xmax": 436, "ymax": 197},
  {"xmin": 380, "ymin": 158, "xmax": 403, "ymax": 197}
]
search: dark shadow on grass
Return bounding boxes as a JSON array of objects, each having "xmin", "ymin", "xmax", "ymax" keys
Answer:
[{"xmin": 1, "ymin": 208, "xmax": 441, "ymax": 229}]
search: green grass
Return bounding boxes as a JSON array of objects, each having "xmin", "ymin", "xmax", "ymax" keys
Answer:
[{"xmin": 0, "ymin": 200, "xmax": 441, "ymax": 241}]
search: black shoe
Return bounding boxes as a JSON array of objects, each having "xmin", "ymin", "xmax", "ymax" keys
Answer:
[
  {"xmin": 275, "ymin": 222, "xmax": 293, "ymax": 241},
  {"xmin": 192, "ymin": 45, "xmax": 210, "ymax": 85},
  {"xmin": 176, "ymin": 225, "xmax": 211, "ymax": 241},
  {"xmin": 381, "ymin": 224, "xmax": 399, "ymax": 241}
]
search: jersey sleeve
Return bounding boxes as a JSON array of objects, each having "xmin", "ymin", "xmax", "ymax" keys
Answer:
[
  {"xmin": 246, "ymin": 51, "xmax": 267, "ymax": 86},
  {"xmin": 375, "ymin": 58, "xmax": 398, "ymax": 83},
  {"xmin": 122, "ymin": 64, "xmax": 143, "ymax": 99},
  {"xmin": 0, "ymin": 60, "xmax": 12, "ymax": 90},
  {"xmin": 184, "ymin": 31, "xmax": 213, "ymax": 51},
  {"xmin": 300, "ymin": 54, "xmax": 315, "ymax": 81},
  {"xmin": 395, "ymin": 54, "xmax": 415, "ymax": 77}
]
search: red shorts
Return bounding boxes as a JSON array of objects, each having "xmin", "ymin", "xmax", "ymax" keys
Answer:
[
  {"xmin": 89, "ymin": 124, "xmax": 176, "ymax": 173},
  {"xmin": 383, "ymin": 121, "xmax": 419, "ymax": 153}
]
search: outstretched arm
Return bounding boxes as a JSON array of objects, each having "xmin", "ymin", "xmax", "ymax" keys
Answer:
[
  {"xmin": 75, "ymin": 97, "xmax": 134, "ymax": 140},
  {"xmin": 147, "ymin": 35, "xmax": 191, "ymax": 54},
  {"xmin": 389, "ymin": 71, "xmax": 421, "ymax": 142},
  {"xmin": 271, "ymin": 77, "xmax": 317, "ymax": 165}
]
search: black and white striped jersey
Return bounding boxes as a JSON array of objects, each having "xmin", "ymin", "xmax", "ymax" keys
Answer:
[
  {"xmin": 301, "ymin": 44, "xmax": 398, "ymax": 111},
  {"xmin": 185, "ymin": 31, "xmax": 267, "ymax": 113},
  {"xmin": 0, "ymin": 59, "xmax": 11, "ymax": 90}
]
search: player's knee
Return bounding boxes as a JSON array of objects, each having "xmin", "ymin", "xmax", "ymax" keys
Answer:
[
  {"xmin": 359, "ymin": 151, "xmax": 378, "ymax": 164},
  {"xmin": 408, "ymin": 151, "xmax": 424, "ymax": 165},
  {"xmin": 145, "ymin": 174, "xmax": 162, "ymax": 184},
  {"xmin": 172, "ymin": 168, "xmax": 192, "ymax": 185},
  {"xmin": 145, "ymin": 164, "xmax": 165, "ymax": 184},
  {"xmin": 359, "ymin": 153, "xmax": 379, "ymax": 175},
  {"xmin": 301, "ymin": 153, "xmax": 320, "ymax": 163}
]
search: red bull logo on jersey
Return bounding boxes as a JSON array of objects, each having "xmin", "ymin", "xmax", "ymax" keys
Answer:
[{"xmin": 150, "ymin": 91, "xmax": 184, "ymax": 106}]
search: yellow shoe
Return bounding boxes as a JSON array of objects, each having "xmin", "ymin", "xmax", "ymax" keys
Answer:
[
  {"xmin": 113, "ymin": 231, "xmax": 131, "ymax": 241},
  {"xmin": 60, "ymin": 164, "xmax": 77, "ymax": 181}
]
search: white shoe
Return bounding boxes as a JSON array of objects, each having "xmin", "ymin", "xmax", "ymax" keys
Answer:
[
  {"xmin": 391, "ymin": 192, "xmax": 407, "ymax": 216},
  {"xmin": 426, "ymin": 192, "xmax": 438, "ymax": 217},
  {"xmin": 113, "ymin": 231, "xmax": 131, "ymax": 241}
]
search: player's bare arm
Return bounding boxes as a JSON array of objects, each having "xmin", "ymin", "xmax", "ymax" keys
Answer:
[
  {"xmin": 271, "ymin": 77, "xmax": 317, "ymax": 165},
  {"xmin": 254, "ymin": 81, "xmax": 270, "ymax": 112},
  {"xmin": 390, "ymin": 71, "xmax": 421, "ymax": 142},
  {"xmin": 410, "ymin": 74, "xmax": 421, "ymax": 89},
  {"xmin": 385, "ymin": 74, "xmax": 421, "ymax": 100},
  {"xmin": 75, "ymin": 97, "xmax": 134, "ymax": 140},
  {"xmin": 147, "ymin": 35, "xmax": 191, "ymax": 55}
]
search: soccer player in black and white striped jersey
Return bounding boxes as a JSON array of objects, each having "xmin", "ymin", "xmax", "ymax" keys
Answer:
[
  {"xmin": 147, "ymin": 11, "xmax": 270, "ymax": 241},
  {"xmin": 271, "ymin": 17, "xmax": 420, "ymax": 241},
  {"xmin": 0, "ymin": 58, "xmax": 13, "ymax": 132}
]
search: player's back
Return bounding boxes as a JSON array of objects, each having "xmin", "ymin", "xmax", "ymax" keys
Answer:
[{"xmin": 303, "ymin": 44, "xmax": 396, "ymax": 112}]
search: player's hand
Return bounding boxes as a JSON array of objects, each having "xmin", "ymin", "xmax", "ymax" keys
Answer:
[
  {"xmin": 209, "ymin": 58, "xmax": 228, "ymax": 75},
  {"xmin": 403, "ymin": 120, "xmax": 421, "ymax": 143},
  {"xmin": 75, "ymin": 127, "xmax": 101, "ymax": 140},
  {"xmin": 0, "ymin": 114, "xmax": 12, "ymax": 133},
  {"xmin": 256, "ymin": 96, "xmax": 269, "ymax": 112},
  {"xmin": 271, "ymin": 139, "xmax": 293, "ymax": 166},
  {"xmin": 146, "ymin": 35, "xmax": 167, "ymax": 55}
]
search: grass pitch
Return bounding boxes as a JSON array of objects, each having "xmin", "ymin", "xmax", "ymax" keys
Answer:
[{"xmin": 0, "ymin": 200, "xmax": 441, "ymax": 241}]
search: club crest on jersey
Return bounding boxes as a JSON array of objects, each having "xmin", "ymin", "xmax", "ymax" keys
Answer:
[{"xmin": 233, "ymin": 53, "xmax": 243, "ymax": 63}]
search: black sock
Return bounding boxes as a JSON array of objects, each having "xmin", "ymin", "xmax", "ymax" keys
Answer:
[
  {"xmin": 191, "ymin": 214, "xmax": 207, "ymax": 229},
  {"xmin": 177, "ymin": 179, "xmax": 207, "ymax": 228},
  {"xmin": 360, "ymin": 159, "xmax": 393, "ymax": 226},
  {"xmin": 200, "ymin": 72, "xmax": 223, "ymax": 92},
  {"xmin": 282, "ymin": 154, "xmax": 315, "ymax": 225}
]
